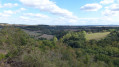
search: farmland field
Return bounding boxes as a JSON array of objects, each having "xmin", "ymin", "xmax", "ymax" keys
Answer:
[{"xmin": 86, "ymin": 32, "xmax": 110, "ymax": 40}]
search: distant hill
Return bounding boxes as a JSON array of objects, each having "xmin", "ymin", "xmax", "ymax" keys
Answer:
[{"xmin": 1, "ymin": 23, "xmax": 119, "ymax": 40}]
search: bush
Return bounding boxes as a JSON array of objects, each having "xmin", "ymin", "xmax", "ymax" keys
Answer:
[{"xmin": 0, "ymin": 54, "xmax": 5, "ymax": 61}]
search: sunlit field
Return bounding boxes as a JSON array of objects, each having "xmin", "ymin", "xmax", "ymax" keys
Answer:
[{"xmin": 86, "ymin": 32, "xmax": 110, "ymax": 40}]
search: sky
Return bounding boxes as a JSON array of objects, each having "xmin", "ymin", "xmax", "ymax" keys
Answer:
[{"xmin": 0, "ymin": 0, "xmax": 119, "ymax": 25}]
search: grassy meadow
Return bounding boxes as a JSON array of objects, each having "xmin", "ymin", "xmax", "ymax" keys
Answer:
[{"xmin": 86, "ymin": 32, "xmax": 110, "ymax": 40}]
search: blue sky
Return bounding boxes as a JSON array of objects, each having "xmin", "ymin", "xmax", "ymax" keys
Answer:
[{"xmin": 0, "ymin": 0, "xmax": 119, "ymax": 25}]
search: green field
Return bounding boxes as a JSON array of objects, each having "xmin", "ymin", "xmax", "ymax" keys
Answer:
[{"xmin": 86, "ymin": 32, "xmax": 110, "ymax": 40}]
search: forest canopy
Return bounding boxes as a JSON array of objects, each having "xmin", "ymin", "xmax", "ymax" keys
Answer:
[{"xmin": 0, "ymin": 26, "xmax": 119, "ymax": 67}]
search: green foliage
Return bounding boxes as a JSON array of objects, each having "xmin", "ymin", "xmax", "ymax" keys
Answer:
[
  {"xmin": 53, "ymin": 36, "xmax": 58, "ymax": 44},
  {"xmin": 0, "ymin": 54, "xmax": 5, "ymax": 61},
  {"xmin": 113, "ymin": 58, "xmax": 119, "ymax": 67},
  {"xmin": 95, "ymin": 54, "xmax": 111, "ymax": 63},
  {"xmin": 61, "ymin": 32, "xmax": 86, "ymax": 48},
  {"xmin": 0, "ymin": 27, "xmax": 119, "ymax": 67},
  {"xmin": 109, "ymin": 29, "xmax": 116, "ymax": 32}
]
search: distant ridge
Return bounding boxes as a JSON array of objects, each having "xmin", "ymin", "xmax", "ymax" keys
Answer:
[{"xmin": 0, "ymin": 23, "xmax": 119, "ymax": 27}]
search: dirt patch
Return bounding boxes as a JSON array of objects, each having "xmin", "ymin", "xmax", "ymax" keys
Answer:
[
  {"xmin": 0, "ymin": 50, "xmax": 7, "ymax": 54},
  {"xmin": 39, "ymin": 34, "xmax": 54, "ymax": 40}
]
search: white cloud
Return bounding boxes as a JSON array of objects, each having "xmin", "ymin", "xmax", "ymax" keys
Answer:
[
  {"xmin": 15, "ymin": 8, "xmax": 27, "ymax": 13},
  {"xmin": 103, "ymin": 4, "xmax": 119, "ymax": 16},
  {"xmin": 57, "ymin": 17, "xmax": 78, "ymax": 23},
  {"xmin": 3, "ymin": 8, "xmax": 26, "ymax": 15},
  {"xmin": 108, "ymin": 4, "xmax": 119, "ymax": 11},
  {"xmin": 19, "ymin": 0, "xmax": 78, "ymax": 21},
  {"xmin": 20, "ymin": 13, "xmax": 79, "ymax": 25},
  {"xmin": 18, "ymin": 14, "xmax": 79, "ymax": 25},
  {"xmin": 0, "ymin": 8, "xmax": 27, "ymax": 18},
  {"xmin": 100, "ymin": 0, "xmax": 114, "ymax": 4},
  {"xmin": 1, "ymin": 15, "xmax": 119, "ymax": 25},
  {"xmin": 20, "ymin": 16, "xmax": 30, "ymax": 21},
  {"xmin": 102, "ymin": 4, "xmax": 119, "ymax": 24},
  {"xmin": 0, "ymin": 3, "xmax": 2, "ymax": 8},
  {"xmin": 18, "ymin": 16, "xmax": 51, "ymax": 25},
  {"xmin": 20, "ymin": 8, "xmax": 26, "ymax": 11},
  {"xmin": 3, "ymin": 10, "xmax": 14, "ymax": 15},
  {"xmin": 80, "ymin": 4, "xmax": 102, "ymax": 11},
  {"xmin": 0, "ymin": 3, "xmax": 18, "ymax": 8},
  {"xmin": 117, "ymin": 0, "xmax": 119, "ymax": 3},
  {"xmin": 0, "ymin": 13, "xmax": 11, "ymax": 17},
  {"xmin": 102, "ymin": 9, "xmax": 114, "ymax": 16},
  {"xmin": 3, "ymin": 3, "xmax": 18, "ymax": 8},
  {"xmin": 23, "ymin": 13, "xmax": 49, "ymax": 18},
  {"xmin": 0, "ymin": 10, "xmax": 14, "ymax": 17},
  {"xmin": 77, "ymin": 17, "xmax": 116, "ymax": 25},
  {"xmin": 78, "ymin": 18, "xmax": 99, "ymax": 25}
]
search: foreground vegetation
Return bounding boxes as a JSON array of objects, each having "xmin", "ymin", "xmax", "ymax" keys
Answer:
[{"xmin": 0, "ymin": 27, "xmax": 119, "ymax": 67}]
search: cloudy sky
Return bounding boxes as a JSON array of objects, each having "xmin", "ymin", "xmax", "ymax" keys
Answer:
[{"xmin": 0, "ymin": 0, "xmax": 119, "ymax": 25}]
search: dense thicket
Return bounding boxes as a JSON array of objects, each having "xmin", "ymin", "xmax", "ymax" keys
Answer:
[{"xmin": 0, "ymin": 27, "xmax": 119, "ymax": 67}]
